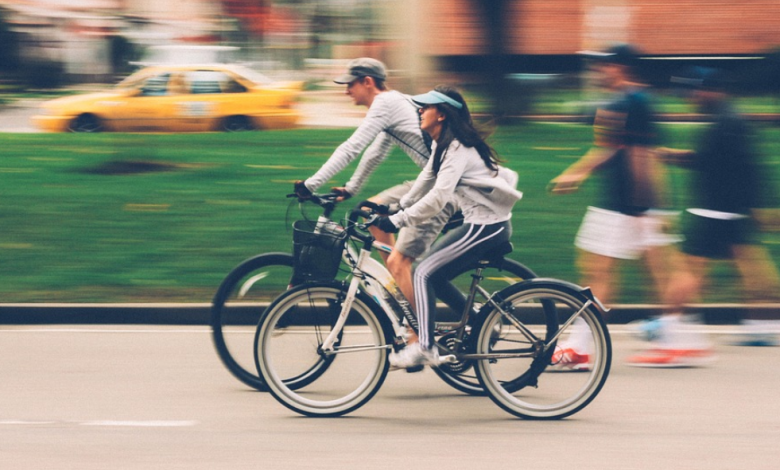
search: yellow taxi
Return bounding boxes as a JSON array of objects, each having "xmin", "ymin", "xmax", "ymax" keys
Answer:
[{"xmin": 32, "ymin": 64, "xmax": 302, "ymax": 132}]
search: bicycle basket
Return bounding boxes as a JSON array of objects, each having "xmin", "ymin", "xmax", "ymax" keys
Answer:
[{"xmin": 292, "ymin": 219, "xmax": 348, "ymax": 281}]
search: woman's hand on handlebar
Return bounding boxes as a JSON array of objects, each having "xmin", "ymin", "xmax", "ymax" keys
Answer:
[
  {"xmin": 357, "ymin": 200, "xmax": 399, "ymax": 216},
  {"xmin": 351, "ymin": 200, "xmax": 400, "ymax": 233}
]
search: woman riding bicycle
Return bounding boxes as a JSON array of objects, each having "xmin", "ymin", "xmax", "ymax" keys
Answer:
[{"xmin": 376, "ymin": 86, "xmax": 523, "ymax": 369}]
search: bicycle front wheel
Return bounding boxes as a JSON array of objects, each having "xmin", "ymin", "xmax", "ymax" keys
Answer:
[
  {"xmin": 211, "ymin": 253, "xmax": 296, "ymax": 391},
  {"xmin": 254, "ymin": 283, "xmax": 393, "ymax": 417},
  {"xmin": 473, "ymin": 280, "xmax": 611, "ymax": 419}
]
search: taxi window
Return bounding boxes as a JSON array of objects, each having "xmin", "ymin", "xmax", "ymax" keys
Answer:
[
  {"xmin": 140, "ymin": 74, "xmax": 171, "ymax": 96},
  {"xmin": 187, "ymin": 70, "xmax": 246, "ymax": 94}
]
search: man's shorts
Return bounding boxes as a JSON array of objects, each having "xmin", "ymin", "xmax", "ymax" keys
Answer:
[
  {"xmin": 376, "ymin": 181, "xmax": 457, "ymax": 259},
  {"xmin": 681, "ymin": 208, "xmax": 758, "ymax": 259},
  {"xmin": 575, "ymin": 206, "xmax": 681, "ymax": 260}
]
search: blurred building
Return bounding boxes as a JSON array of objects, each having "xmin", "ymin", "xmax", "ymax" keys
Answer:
[
  {"xmin": 2, "ymin": 0, "xmax": 780, "ymax": 87},
  {"xmin": 399, "ymin": 0, "xmax": 780, "ymax": 85}
]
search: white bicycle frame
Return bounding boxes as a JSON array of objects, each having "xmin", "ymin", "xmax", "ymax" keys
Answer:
[
  {"xmin": 310, "ymin": 214, "xmax": 412, "ymax": 354},
  {"xmin": 310, "ymin": 212, "xmax": 577, "ymax": 359}
]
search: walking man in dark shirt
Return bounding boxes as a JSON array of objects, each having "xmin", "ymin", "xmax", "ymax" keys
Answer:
[
  {"xmin": 659, "ymin": 67, "xmax": 780, "ymax": 349},
  {"xmin": 550, "ymin": 44, "xmax": 711, "ymax": 368}
]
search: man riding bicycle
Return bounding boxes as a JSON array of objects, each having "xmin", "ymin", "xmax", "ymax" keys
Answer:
[{"xmin": 294, "ymin": 57, "xmax": 457, "ymax": 312}]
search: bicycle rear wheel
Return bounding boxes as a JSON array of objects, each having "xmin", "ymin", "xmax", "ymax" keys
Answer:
[
  {"xmin": 433, "ymin": 258, "xmax": 537, "ymax": 396},
  {"xmin": 254, "ymin": 283, "xmax": 393, "ymax": 417},
  {"xmin": 211, "ymin": 253, "xmax": 296, "ymax": 391},
  {"xmin": 473, "ymin": 280, "xmax": 611, "ymax": 419}
]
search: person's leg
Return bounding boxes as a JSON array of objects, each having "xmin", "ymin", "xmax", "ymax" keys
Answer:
[
  {"xmin": 732, "ymin": 244, "xmax": 780, "ymax": 303},
  {"xmin": 732, "ymin": 243, "xmax": 780, "ymax": 345},
  {"xmin": 664, "ymin": 253, "xmax": 708, "ymax": 311},
  {"xmin": 628, "ymin": 253, "xmax": 714, "ymax": 367},
  {"xmin": 576, "ymin": 249, "xmax": 618, "ymax": 305},
  {"xmin": 386, "ymin": 248, "xmax": 415, "ymax": 313},
  {"xmin": 387, "ymin": 200, "xmax": 456, "ymax": 313},
  {"xmin": 414, "ymin": 222, "xmax": 510, "ymax": 350},
  {"xmin": 366, "ymin": 183, "xmax": 413, "ymax": 263},
  {"xmin": 561, "ymin": 208, "xmax": 633, "ymax": 370},
  {"xmin": 390, "ymin": 223, "xmax": 509, "ymax": 369}
]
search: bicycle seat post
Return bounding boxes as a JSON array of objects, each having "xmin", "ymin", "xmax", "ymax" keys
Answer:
[{"xmin": 451, "ymin": 263, "xmax": 487, "ymax": 346}]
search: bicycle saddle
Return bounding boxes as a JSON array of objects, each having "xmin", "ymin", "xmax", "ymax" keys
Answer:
[{"xmin": 478, "ymin": 241, "xmax": 514, "ymax": 264}]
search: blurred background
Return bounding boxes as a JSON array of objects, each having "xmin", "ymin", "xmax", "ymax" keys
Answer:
[
  {"xmin": 3, "ymin": 0, "xmax": 780, "ymax": 305},
  {"xmin": 2, "ymin": 0, "xmax": 780, "ymax": 115}
]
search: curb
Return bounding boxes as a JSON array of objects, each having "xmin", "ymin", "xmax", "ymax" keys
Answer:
[{"xmin": 3, "ymin": 303, "xmax": 780, "ymax": 325}]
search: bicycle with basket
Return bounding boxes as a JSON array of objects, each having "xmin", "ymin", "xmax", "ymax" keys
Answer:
[
  {"xmin": 211, "ymin": 193, "xmax": 538, "ymax": 395},
  {"xmin": 252, "ymin": 200, "xmax": 613, "ymax": 419}
]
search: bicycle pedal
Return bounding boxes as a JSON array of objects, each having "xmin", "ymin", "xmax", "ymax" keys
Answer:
[
  {"xmin": 438, "ymin": 355, "xmax": 458, "ymax": 365},
  {"xmin": 405, "ymin": 365, "xmax": 424, "ymax": 373}
]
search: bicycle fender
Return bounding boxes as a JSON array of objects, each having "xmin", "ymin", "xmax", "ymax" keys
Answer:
[{"xmin": 499, "ymin": 278, "xmax": 609, "ymax": 315}]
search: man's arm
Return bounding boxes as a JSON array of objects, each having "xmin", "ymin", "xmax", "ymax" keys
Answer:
[
  {"xmin": 304, "ymin": 99, "xmax": 391, "ymax": 193},
  {"xmin": 343, "ymin": 132, "xmax": 394, "ymax": 196},
  {"xmin": 548, "ymin": 146, "xmax": 618, "ymax": 193}
]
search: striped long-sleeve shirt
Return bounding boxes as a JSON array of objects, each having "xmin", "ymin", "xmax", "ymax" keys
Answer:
[{"xmin": 304, "ymin": 90, "xmax": 431, "ymax": 196}]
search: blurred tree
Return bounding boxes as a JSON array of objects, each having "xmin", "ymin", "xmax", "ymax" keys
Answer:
[
  {"xmin": 471, "ymin": 0, "xmax": 526, "ymax": 120},
  {"xmin": 0, "ymin": 7, "xmax": 21, "ymax": 75}
]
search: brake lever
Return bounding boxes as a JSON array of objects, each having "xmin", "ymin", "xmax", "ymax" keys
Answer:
[{"xmin": 357, "ymin": 213, "xmax": 381, "ymax": 231}]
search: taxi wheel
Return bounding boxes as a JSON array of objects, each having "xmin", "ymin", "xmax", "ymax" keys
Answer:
[
  {"xmin": 69, "ymin": 114, "xmax": 103, "ymax": 133},
  {"xmin": 221, "ymin": 115, "xmax": 253, "ymax": 132}
]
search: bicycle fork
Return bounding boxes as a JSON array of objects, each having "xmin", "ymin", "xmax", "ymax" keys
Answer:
[{"xmin": 319, "ymin": 248, "xmax": 393, "ymax": 356}]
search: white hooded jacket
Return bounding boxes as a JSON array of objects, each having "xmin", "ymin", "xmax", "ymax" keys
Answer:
[{"xmin": 390, "ymin": 140, "xmax": 522, "ymax": 228}]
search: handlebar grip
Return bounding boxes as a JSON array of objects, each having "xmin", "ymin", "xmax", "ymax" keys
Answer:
[
  {"xmin": 356, "ymin": 200, "xmax": 382, "ymax": 211},
  {"xmin": 348, "ymin": 208, "xmax": 373, "ymax": 226}
]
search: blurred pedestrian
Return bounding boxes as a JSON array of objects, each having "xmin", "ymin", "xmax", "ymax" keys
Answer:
[
  {"xmin": 549, "ymin": 44, "xmax": 706, "ymax": 369},
  {"xmin": 292, "ymin": 57, "xmax": 455, "ymax": 313},
  {"xmin": 656, "ymin": 66, "xmax": 780, "ymax": 350}
]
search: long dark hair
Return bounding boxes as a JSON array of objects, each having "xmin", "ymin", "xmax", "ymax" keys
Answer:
[{"xmin": 429, "ymin": 85, "xmax": 501, "ymax": 175}]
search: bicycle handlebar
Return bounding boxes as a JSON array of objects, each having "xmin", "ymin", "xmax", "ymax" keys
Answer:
[
  {"xmin": 285, "ymin": 194, "xmax": 385, "ymax": 242},
  {"xmin": 287, "ymin": 192, "xmax": 342, "ymax": 218}
]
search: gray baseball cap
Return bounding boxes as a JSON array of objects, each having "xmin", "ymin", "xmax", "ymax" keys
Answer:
[{"xmin": 334, "ymin": 57, "xmax": 387, "ymax": 84}]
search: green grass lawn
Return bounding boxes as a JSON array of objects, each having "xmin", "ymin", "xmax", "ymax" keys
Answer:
[{"xmin": 2, "ymin": 123, "xmax": 780, "ymax": 303}]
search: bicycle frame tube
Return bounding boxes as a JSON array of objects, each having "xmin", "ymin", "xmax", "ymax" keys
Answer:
[
  {"xmin": 319, "ymin": 260, "xmax": 364, "ymax": 354},
  {"xmin": 342, "ymin": 238, "xmax": 408, "ymax": 339}
]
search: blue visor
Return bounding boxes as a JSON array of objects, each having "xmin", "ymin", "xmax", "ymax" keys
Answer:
[{"xmin": 411, "ymin": 90, "xmax": 463, "ymax": 109}]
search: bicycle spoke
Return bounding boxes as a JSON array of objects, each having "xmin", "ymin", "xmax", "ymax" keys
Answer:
[{"xmin": 474, "ymin": 283, "xmax": 612, "ymax": 419}]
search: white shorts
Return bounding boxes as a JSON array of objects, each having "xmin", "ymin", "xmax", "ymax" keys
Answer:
[{"xmin": 575, "ymin": 206, "xmax": 681, "ymax": 260}]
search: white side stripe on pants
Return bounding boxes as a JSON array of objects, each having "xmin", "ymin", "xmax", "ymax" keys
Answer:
[{"xmin": 413, "ymin": 224, "xmax": 505, "ymax": 349}]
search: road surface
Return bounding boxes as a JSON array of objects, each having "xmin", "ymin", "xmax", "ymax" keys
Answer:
[{"xmin": 1, "ymin": 324, "xmax": 777, "ymax": 470}]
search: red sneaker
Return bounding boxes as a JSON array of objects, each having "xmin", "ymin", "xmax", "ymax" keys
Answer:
[
  {"xmin": 626, "ymin": 348, "xmax": 715, "ymax": 368},
  {"xmin": 549, "ymin": 348, "xmax": 591, "ymax": 372}
]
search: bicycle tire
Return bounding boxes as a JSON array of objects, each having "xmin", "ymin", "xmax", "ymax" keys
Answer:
[
  {"xmin": 432, "ymin": 258, "xmax": 537, "ymax": 396},
  {"xmin": 211, "ymin": 253, "xmax": 297, "ymax": 391},
  {"xmin": 254, "ymin": 282, "xmax": 394, "ymax": 417},
  {"xmin": 472, "ymin": 279, "xmax": 612, "ymax": 419}
]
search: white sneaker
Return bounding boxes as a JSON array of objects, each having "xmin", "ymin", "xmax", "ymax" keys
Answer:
[{"xmin": 389, "ymin": 343, "xmax": 439, "ymax": 369}]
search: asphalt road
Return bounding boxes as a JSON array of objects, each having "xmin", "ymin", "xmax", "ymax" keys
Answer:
[{"xmin": 1, "ymin": 325, "xmax": 778, "ymax": 470}]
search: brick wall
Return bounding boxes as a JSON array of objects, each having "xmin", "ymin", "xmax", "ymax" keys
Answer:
[{"xmin": 424, "ymin": 0, "xmax": 780, "ymax": 56}]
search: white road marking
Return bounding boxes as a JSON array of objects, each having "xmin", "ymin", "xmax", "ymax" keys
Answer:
[
  {"xmin": 0, "ymin": 328, "xmax": 211, "ymax": 334},
  {"xmin": 0, "ymin": 419, "xmax": 197, "ymax": 427},
  {"xmin": 81, "ymin": 420, "xmax": 197, "ymax": 427},
  {"xmin": 0, "ymin": 420, "xmax": 58, "ymax": 425}
]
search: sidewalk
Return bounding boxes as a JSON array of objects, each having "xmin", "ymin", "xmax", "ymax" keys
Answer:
[{"xmin": 3, "ymin": 302, "xmax": 780, "ymax": 325}]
